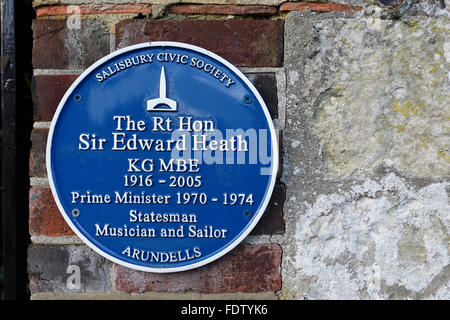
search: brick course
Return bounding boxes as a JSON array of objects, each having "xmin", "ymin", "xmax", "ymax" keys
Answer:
[
  {"xmin": 36, "ymin": 4, "xmax": 152, "ymax": 17},
  {"xmin": 113, "ymin": 244, "xmax": 282, "ymax": 293},
  {"xmin": 167, "ymin": 4, "xmax": 278, "ymax": 16},
  {"xmin": 30, "ymin": 73, "xmax": 278, "ymax": 123},
  {"xmin": 28, "ymin": 183, "xmax": 285, "ymax": 238},
  {"xmin": 116, "ymin": 19, "xmax": 284, "ymax": 67}
]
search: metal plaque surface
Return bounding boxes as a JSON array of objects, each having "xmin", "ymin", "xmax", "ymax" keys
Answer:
[{"xmin": 47, "ymin": 42, "xmax": 278, "ymax": 272}]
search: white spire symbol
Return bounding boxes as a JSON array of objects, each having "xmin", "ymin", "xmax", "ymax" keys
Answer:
[{"xmin": 147, "ymin": 67, "xmax": 177, "ymax": 112}]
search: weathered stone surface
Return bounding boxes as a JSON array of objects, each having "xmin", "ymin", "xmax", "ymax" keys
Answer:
[
  {"xmin": 113, "ymin": 243, "xmax": 282, "ymax": 293},
  {"xmin": 379, "ymin": 0, "xmax": 449, "ymax": 18},
  {"xmin": 284, "ymin": 10, "xmax": 449, "ymax": 179},
  {"xmin": 28, "ymin": 245, "xmax": 112, "ymax": 293},
  {"xmin": 281, "ymin": 10, "xmax": 450, "ymax": 300},
  {"xmin": 377, "ymin": 0, "xmax": 406, "ymax": 7},
  {"xmin": 115, "ymin": 19, "xmax": 284, "ymax": 67},
  {"xmin": 281, "ymin": 171, "xmax": 449, "ymax": 299}
]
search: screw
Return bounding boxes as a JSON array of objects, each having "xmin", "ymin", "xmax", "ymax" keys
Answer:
[
  {"xmin": 72, "ymin": 209, "xmax": 80, "ymax": 217},
  {"xmin": 75, "ymin": 94, "xmax": 82, "ymax": 102},
  {"xmin": 243, "ymin": 95, "xmax": 252, "ymax": 105},
  {"xmin": 244, "ymin": 210, "xmax": 251, "ymax": 218}
]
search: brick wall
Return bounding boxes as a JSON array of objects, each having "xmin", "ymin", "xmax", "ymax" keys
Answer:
[
  {"xmin": 28, "ymin": 0, "xmax": 450, "ymax": 300},
  {"xmin": 29, "ymin": 1, "xmax": 291, "ymax": 299}
]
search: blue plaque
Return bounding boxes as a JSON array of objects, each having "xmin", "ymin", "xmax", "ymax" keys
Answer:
[{"xmin": 47, "ymin": 42, "xmax": 278, "ymax": 272}]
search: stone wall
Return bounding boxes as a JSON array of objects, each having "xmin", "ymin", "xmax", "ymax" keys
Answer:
[{"xmin": 28, "ymin": 0, "xmax": 449, "ymax": 299}]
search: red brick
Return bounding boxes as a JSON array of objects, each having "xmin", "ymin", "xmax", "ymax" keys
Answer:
[
  {"xmin": 30, "ymin": 128, "xmax": 49, "ymax": 178},
  {"xmin": 32, "ymin": 19, "xmax": 66, "ymax": 69},
  {"xmin": 280, "ymin": 2, "xmax": 362, "ymax": 12},
  {"xmin": 116, "ymin": 19, "xmax": 284, "ymax": 67},
  {"xmin": 32, "ymin": 19, "xmax": 109, "ymax": 69},
  {"xmin": 29, "ymin": 187, "xmax": 74, "ymax": 237},
  {"xmin": 113, "ymin": 243, "xmax": 282, "ymax": 293},
  {"xmin": 168, "ymin": 4, "xmax": 277, "ymax": 16},
  {"xmin": 32, "ymin": 75, "xmax": 78, "ymax": 122},
  {"xmin": 36, "ymin": 4, "xmax": 152, "ymax": 17}
]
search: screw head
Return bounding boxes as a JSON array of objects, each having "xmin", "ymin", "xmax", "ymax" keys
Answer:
[
  {"xmin": 72, "ymin": 209, "xmax": 80, "ymax": 217},
  {"xmin": 243, "ymin": 95, "xmax": 253, "ymax": 105}
]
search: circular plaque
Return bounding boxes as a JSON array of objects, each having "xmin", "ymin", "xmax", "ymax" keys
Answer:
[{"xmin": 47, "ymin": 42, "xmax": 278, "ymax": 272}]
